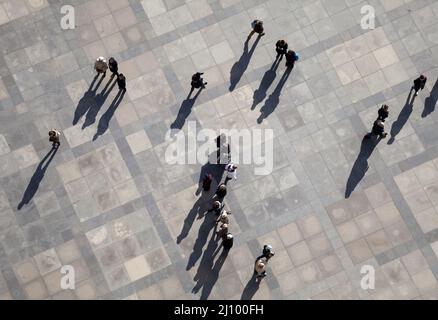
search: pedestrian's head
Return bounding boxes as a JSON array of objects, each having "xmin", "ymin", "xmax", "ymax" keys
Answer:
[
  {"xmin": 279, "ymin": 40, "xmax": 285, "ymax": 45},
  {"xmin": 226, "ymin": 210, "xmax": 231, "ymax": 215},
  {"xmin": 377, "ymin": 120, "xmax": 384, "ymax": 127},
  {"xmin": 383, "ymin": 104, "xmax": 389, "ymax": 111},
  {"xmin": 420, "ymin": 74, "xmax": 425, "ymax": 80},
  {"xmin": 213, "ymin": 201, "xmax": 221, "ymax": 209},
  {"xmin": 232, "ymin": 165, "xmax": 237, "ymax": 169},
  {"xmin": 257, "ymin": 261, "xmax": 265, "ymax": 268},
  {"xmin": 118, "ymin": 73, "xmax": 125, "ymax": 80},
  {"xmin": 226, "ymin": 233, "xmax": 233, "ymax": 240},
  {"xmin": 97, "ymin": 56, "xmax": 105, "ymax": 62},
  {"xmin": 264, "ymin": 244, "xmax": 273, "ymax": 251},
  {"xmin": 219, "ymin": 184, "xmax": 226, "ymax": 191}
]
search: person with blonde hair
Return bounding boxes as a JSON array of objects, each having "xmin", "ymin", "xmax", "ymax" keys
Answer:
[
  {"xmin": 48, "ymin": 129, "xmax": 61, "ymax": 148},
  {"xmin": 94, "ymin": 56, "xmax": 108, "ymax": 76}
]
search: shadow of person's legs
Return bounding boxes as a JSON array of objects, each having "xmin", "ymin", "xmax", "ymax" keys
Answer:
[
  {"xmin": 176, "ymin": 197, "xmax": 208, "ymax": 244},
  {"xmin": 82, "ymin": 78, "xmax": 117, "ymax": 129},
  {"xmin": 229, "ymin": 36, "xmax": 262, "ymax": 92},
  {"xmin": 92, "ymin": 89, "xmax": 126, "ymax": 141},
  {"xmin": 241, "ymin": 273, "xmax": 260, "ymax": 300},
  {"xmin": 388, "ymin": 90, "xmax": 414, "ymax": 144},
  {"xmin": 199, "ymin": 248, "xmax": 229, "ymax": 300},
  {"xmin": 17, "ymin": 147, "xmax": 58, "ymax": 210},
  {"xmin": 73, "ymin": 74, "xmax": 105, "ymax": 125},
  {"xmin": 257, "ymin": 66, "xmax": 293, "ymax": 123},
  {"xmin": 170, "ymin": 88, "xmax": 202, "ymax": 130},
  {"xmin": 251, "ymin": 59, "xmax": 281, "ymax": 110},
  {"xmin": 422, "ymin": 79, "xmax": 438, "ymax": 118},
  {"xmin": 345, "ymin": 136, "xmax": 381, "ymax": 198}
]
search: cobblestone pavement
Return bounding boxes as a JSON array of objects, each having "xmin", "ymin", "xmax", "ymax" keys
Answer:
[{"xmin": 1, "ymin": 0, "xmax": 438, "ymax": 300}]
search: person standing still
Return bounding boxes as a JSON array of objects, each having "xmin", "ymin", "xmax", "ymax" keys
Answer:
[
  {"xmin": 117, "ymin": 73, "xmax": 126, "ymax": 92},
  {"xmin": 365, "ymin": 120, "xmax": 387, "ymax": 139},
  {"xmin": 254, "ymin": 257, "xmax": 268, "ymax": 280},
  {"xmin": 222, "ymin": 233, "xmax": 234, "ymax": 251},
  {"xmin": 275, "ymin": 40, "xmax": 288, "ymax": 60},
  {"xmin": 48, "ymin": 129, "xmax": 61, "ymax": 148},
  {"xmin": 248, "ymin": 20, "xmax": 265, "ymax": 40},
  {"xmin": 285, "ymin": 50, "xmax": 299, "ymax": 69},
  {"xmin": 94, "ymin": 57, "xmax": 108, "ymax": 77},
  {"xmin": 108, "ymin": 57, "xmax": 118, "ymax": 78}
]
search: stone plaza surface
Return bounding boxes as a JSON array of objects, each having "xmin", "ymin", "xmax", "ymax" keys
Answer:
[{"xmin": 1, "ymin": 0, "xmax": 438, "ymax": 300}]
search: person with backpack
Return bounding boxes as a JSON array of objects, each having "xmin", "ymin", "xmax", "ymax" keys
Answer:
[
  {"xmin": 413, "ymin": 75, "xmax": 427, "ymax": 97},
  {"xmin": 285, "ymin": 50, "xmax": 299, "ymax": 68},
  {"xmin": 365, "ymin": 120, "xmax": 387, "ymax": 139},
  {"xmin": 275, "ymin": 40, "xmax": 288, "ymax": 60},
  {"xmin": 248, "ymin": 20, "xmax": 265, "ymax": 40}
]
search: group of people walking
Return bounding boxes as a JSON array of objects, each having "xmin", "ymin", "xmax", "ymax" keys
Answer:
[
  {"xmin": 94, "ymin": 56, "xmax": 126, "ymax": 92},
  {"xmin": 365, "ymin": 74, "xmax": 428, "ymax": 140}
]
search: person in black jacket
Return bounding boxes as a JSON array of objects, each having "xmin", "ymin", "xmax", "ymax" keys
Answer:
[
  {"xmin": 216, "ymin": 184, "xmax": 227, "ymax": 200},
  {"xmin": 378, "ymin": 105, "xmax": 389, "ymax": 122},
  {"xmin": 117, "ymin": 73, "xmax": 126, "ymax": 91},
  {"xmin": 108, "ymin": 57, "xmax": 118, "ymax": 78},
  {"xmin": 365, "ymin": 120, "xmax": 387, "ymax": 139},
  {"xmin": 275, "ymin": 40, "xmax": 288, "ymax": 60},
  {"xmin": 202, "ymin": 173, "xmax": 213, "ymax": 192},
  {"xmin": 189, "ymin": 72, "xmax": 207, "ymax": 97},
  {"xmin": 248, "ymin": 20, "xmax": 265, "ymax": 40},
  {"xmin": 285, "ymin": 50, "xmax": 298, "ymax": 68},
  {"xmin": 413, "ymin": 75, "xmax": 427, "ymax": 97},
  {"xmin": 222, "ymin": 233, "xmax": 234, "ymax": 250}
]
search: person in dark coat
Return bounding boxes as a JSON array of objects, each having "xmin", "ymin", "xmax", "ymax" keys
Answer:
[
  {"xmin": 365, "ymin": 120, "xmax": 387, "ymax": 139},
  {"xmin": 202, "ymin": 174, "xmax": 213, "ymax": 192},
  {"xmin": 108, "ymin": 57, "xmax": 118, "ymax": 78},
  {"xmin": 208, "ymin": 200, "xmax": 225, "ymax": 215},
  {"xmin": 413, "ymin": 75, "xmax": 427, "ymax": 96},
  {"xmin": 285, "ymin": 50, "xmax": 298, "ymax": 68},
  {"xmin": 275, "ymin": 40, "xmax": 288, "ymax": 60},
  {"xmin": 222, "ymin": 233, "xmax": 234, "ymax": 250},
  {"xmin": 117, "ymin": 73, "xmax": 126, "ymax": 91},
  {"xmin": 262, "ymin": 244, "xmax": 275, "ymax": 261},
  {"xmin": 216, "ymin": 184, "xmax": 227, "ymax": 200},
  {"xmin": 378, "ymin": 105, "xmax": 389, "ymax": 122},
  {"xmin": 189, "ymin": 72, "xmax": 207, "ymax": 97},
  {"xmin": 248, "ymin": 20, "xmax": 265, "ymax": 40}
]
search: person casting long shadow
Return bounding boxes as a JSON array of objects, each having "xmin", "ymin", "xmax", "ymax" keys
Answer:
[
  {"xmin": 422, "ymin": 78, "xmax": 438, "ymax": 118},
  {"xmin": 251, "ymin": 58, "xmax": 281, "ymax": 110},
  {"xmin": 345, "ymin": 136, "xmax": 381, "ymax": 198},
  {"xmin": 186, "ymin": 212, "xmax": 218, "ymax": 271},
  {"xmin": 82, "ymin": 77, "xmax": 117, "ymax": 129},
  {"xmin": 388, "ymin": 90, "xmax": 414, "ymax": 144},
  {"xmin": 192, "ymin": 231, "xmax": 228, "ymax": 300},
  {"xmin": 93, "ymin": 89, "xmax": 126, "ymax": 141},
  {"xmin": 170, "ymin": 88, "xmax": 203, "ymax": 130},
  {"xmin": 257, "ymin": 66, "xmax": 293, "ymax": 123},
  {"xmin": 241, "ymin": 273, "xmax": 260, "ymax": 300},
  {"xmin": 229, "ymin": 36, "xmax": 261, "ymax": 92},
  {"xmin": 73, "ymin": 74, "xmax": 105, "ymax": 125},
  {"xmin": 17, "ymin": 147, "xmax": 58, "ymax": 210}
]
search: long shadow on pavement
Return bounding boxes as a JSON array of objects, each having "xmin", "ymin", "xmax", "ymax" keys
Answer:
[
  {"xmin": 241, "ymin": 273, "xmax": 260, "ymax": 300},
  {"xmin": 388, "ymin": 90, "xmax": 414, "ymax": 145},
  {"xmin": 93, "ymin": 89, "xmax": 126, "ymax": 141},
  {"xmin": 170, "ymin": 88, "xmax": 203, "ymax": 130},
  {"xmin": 345, "ymin": 136, "xmax": 381, "ymax": 198},
  {"xmin": 229, "ymin": 36, "xmax": 261, "ymax": 92},
  {"xmin": 73, "ymin": 74, "xmax": 105, "ymax": 125},
  {"xmin": 18, "ymin": 147, "xmax": 58, "ymax": 210},
  {"xmin": 422, "ymin": 78, "xmax": 438, "ymax": 118},
  {"xmin": 251, "ymin": 59, "xmax": 281, "ymax": 110}
]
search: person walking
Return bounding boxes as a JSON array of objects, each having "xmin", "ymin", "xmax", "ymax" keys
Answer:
[
  {"xmin": 285, "ymin": 50, "xmax": 299, "ymax": 69},
  {"xmin": 209, "ymin": 200, "xmax": 225, "ymax": 215},
  {"xmin": 248, "ymin": 20, "xmax": 265, "ymax": 40},
  {"xmin": 189, "ymin": 72, "xmax": 207, "ymax": 97},
  {"xmin": 108, "ymin": 57, "xmax": 118, "ymax": 78},
  {"xmin": 217, "ymin": 223, "xmax": 229, "ymax": 240},
  {"xmin": 117, "ymin": 73, "xmax": 126, "ymax": 91},
  {"xmin": 365, "ymin": 120, "xmax": 387, "ymax": 139},
  {"xmin": 94, "ymin": 57, "xmax": 108, "ymax": 77},
  {"xmin": 254, "ymin": 256, "xmax": 268, "ymax": 280},
  {"xmin": 217, "ymin": 210, "xmax": 231, "ymax": 225},
  {"xmin": 216, "ymin": 183, "xmax": 227, "ymax": 200},
  {"xmin": 222, "ymin": 232, "xmax": 234, "ymax": 251},
  {"xmin": 378, "ymin": 104, "xmax": 389, "ymax": 122},
  {"xmin": 262, "ymin": 244, "xmax": 275, "ymax": 261},
  {"xmin": 202, "ymin": 173, "xmax": 213, "ymax": 192},
  {"xmin": 275, "ymin": 40, "xmax": 288, "ymax": 60},
  {"xmin": 48, "ymin": 129, "xmax": 61, "ymax": 148},
  {"xmin": 224, "ymin": 164, "xmax": 237, "ymax": 184},
  {"xmin": 413, "ymin": 75, "xmax": 427, "ymax": 97}
]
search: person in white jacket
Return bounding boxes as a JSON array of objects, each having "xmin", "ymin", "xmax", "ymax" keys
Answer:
[{"xmin": 225, "ymin": 164, "xmax": 237, "ymax": 184}]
